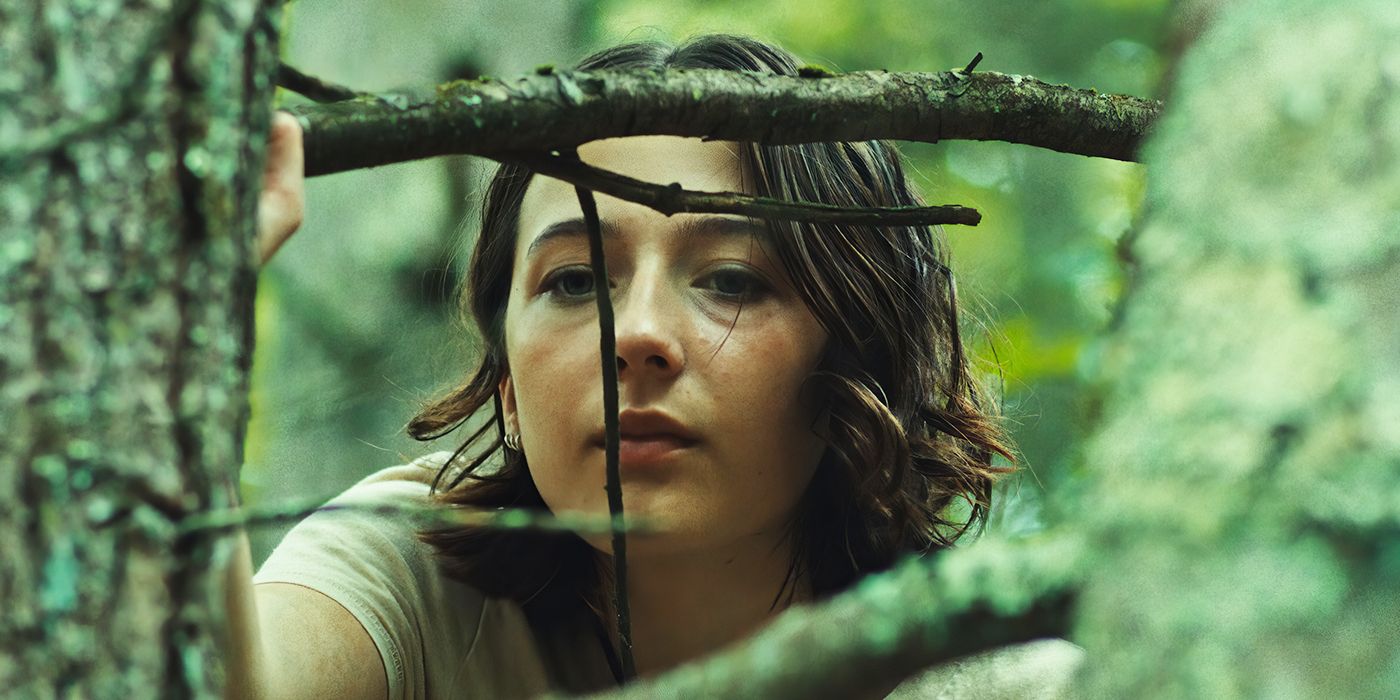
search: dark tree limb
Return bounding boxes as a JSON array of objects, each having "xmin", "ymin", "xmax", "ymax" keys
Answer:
[
  {"xmin": 275, "ymin": 61, "xmax": 366, "ymax": 103},
  {"xmin": 290, "ymin": 67, "xmax": 1161, "ymax": 177},
  {"xmin": 516, "ymin": 151, "xmax": 981, "ymax": 226},
  {"xmin": 564, "ymin": 536, "xmax": 1081, "ymax": 700}
]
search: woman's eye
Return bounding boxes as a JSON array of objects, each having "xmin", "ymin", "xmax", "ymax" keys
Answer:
[
  {"xmin": 543, "ymin": 267, "xmax": 596, "ymax": 299},
  {"xmin": 701, "ymin": 267, "xmax": 766, "ymax": 300}
]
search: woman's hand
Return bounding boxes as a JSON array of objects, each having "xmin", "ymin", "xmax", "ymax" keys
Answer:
[{"xmin": 256, "ymin": 111, "xmax": 305, "ymax": 267}]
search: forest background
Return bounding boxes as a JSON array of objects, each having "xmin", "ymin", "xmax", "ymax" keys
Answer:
[
  {"xmin": 245, "ymin": 0, "xmax": 1165, "ymax": 562},
  {"xmin": 7, "ymin": 0, "xmax": 1398, "ymax": 695}
]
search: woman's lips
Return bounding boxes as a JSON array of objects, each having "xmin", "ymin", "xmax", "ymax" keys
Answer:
[
  {"xmin": 609, "ymin": 434, "xmax": 696, "ymax": 467},
  {"xmin": 591, "ymin": 410, "xmax": 701, "ymax": 468}
]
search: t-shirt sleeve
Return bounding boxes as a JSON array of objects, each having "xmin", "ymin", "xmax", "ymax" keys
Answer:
[
  {"xmin": 886, "ymin": 638, "xmax": 1085, "ymax": 699},
  {"xmin": 252, "ymin": 456, "xmax": 487, "ymax": 700}
]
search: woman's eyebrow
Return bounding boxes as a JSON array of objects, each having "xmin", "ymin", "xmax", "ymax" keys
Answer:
[{"xmin": 524, "ymin": 216, "xmax": 770, "ymax": 260}]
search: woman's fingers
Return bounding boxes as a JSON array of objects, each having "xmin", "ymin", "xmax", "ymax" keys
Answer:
[{"xmin": 256, "ymin": 111, "xmax": 306, "ymax": 267}]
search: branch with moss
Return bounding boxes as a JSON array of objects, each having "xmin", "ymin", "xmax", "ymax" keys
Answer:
[
  {"xmin": 563, "ymin": 535, "xmax": 1082, "ymax": 700},
  {"xmin": 288, "ymin": 66, "xmax": 1161, "ymax": 177}
]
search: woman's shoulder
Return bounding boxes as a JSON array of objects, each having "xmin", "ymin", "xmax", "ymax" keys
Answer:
[
  {"xmin": 887, "ymin": 638, "xmax": 1085, "ymax": 700},
  {"xmin": 257, "ymin": 450, "xmax": 463, "ymax": 591},
  {"xmin": 255, "ymin": 450, "xmax": 554, "ymax": 699},
  {"xmin": 253, "ymin": 450, "xmax": 462, "ymax": 599}
]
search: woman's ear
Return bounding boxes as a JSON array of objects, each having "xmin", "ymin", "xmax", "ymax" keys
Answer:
[{"xmin": 498, "ymin": 373, "xmax": 520, "ymax": 435}]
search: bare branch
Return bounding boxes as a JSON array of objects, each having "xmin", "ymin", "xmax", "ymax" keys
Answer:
[
  {"xmin": 516, "ymin": 151, "xmax": 981, "ymax": 227},
  {"xmin": 276, "ymin": 62, "xmax": 366, "ymax": 103},
  {"xmin": 290, "ymin": 66, "xmax": 1160, "ymax": 177}
]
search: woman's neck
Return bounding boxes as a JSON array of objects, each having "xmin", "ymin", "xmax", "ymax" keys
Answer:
[{"xmin": 593, "ymin": 531, "xmax": 812, "ymax": 678}]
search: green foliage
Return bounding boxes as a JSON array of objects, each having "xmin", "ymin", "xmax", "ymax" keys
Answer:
[{"xmin": 250, "ymin": 1, "xmax": 1172, "ymax": 556}]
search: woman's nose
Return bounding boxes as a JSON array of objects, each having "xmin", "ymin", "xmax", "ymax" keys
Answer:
[{"xmin": 613, "ymin": 278, "xmax": 684, "ymax": 381}]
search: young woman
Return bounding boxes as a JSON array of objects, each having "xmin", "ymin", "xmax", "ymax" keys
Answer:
[{"xmin": 234, "ymin": 33, "xmax": 1082, "ymax": 700}]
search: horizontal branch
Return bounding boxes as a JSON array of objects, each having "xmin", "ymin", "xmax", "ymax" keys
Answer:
[
  {"xmin": 567, "ymin": 535, "xmax": 1083, "ymax": 700},
  {"xmin": 513, "ymin": 150, "xmax": 981, "ymax": 226},
  {"xmin": 291, "ymin": 67, "xmax": 1161, "ymax": 177},
  {"xmin": 176, "ymin": 495, "xmax": 658, "ymax": 538}
]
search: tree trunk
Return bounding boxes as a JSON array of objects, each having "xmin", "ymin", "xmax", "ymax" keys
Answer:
[
  {"xmin": 1075, "ymin": 0, "xmax": 1400, "ymax": 696},
  {"xmin": 0, "ymin": 1, "xmax": 278, "ymax": 697}
]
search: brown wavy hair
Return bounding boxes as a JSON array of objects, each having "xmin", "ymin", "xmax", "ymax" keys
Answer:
[{"xmin": 408, "ymin": 33, "xmax": 1013, "ymax": 630}]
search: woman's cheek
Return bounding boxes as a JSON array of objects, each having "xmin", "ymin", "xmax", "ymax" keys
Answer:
[
  {"xmin": 509, "ymin": 317, "xmax": 592, "ymax": 467},
  {"xmin": 708, "ymin": 332, "xmax": 801, "ymax": 437}
]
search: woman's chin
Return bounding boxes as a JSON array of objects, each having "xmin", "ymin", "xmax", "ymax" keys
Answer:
[
  {"xmin": 553, "ymin": 486, "xmax": 721, "ymax": 556},
  {"xmin": 578, "ymin": 519, "xmax": 711, "ymax": 558}
]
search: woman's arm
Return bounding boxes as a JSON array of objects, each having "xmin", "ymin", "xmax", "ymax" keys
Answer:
[
  {"xmin": 222, "ymin": 529, "xmax": 389, "ymax": 700},
  {"xmin": 221, "ymin": 116, "xmax": 388, "ymax": 699}
]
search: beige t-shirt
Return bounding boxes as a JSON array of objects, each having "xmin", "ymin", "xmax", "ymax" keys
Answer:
[{"xmin": 253, "ymin": 452, "xmax": 1082, "ymax": 699}]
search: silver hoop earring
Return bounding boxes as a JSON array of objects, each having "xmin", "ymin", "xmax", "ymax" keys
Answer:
[{"xmin": 504, "ymin": 432, "xmax": 522, "ymax": 452}]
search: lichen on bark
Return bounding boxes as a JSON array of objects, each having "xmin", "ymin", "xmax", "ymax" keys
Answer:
[
  {"xmin": 0, "ymin": 1, "xmax": 279, "ymax": 697},
  {"xmin": 1074, "ymin": 0, "xmax": 1400, "ymax": 696}
]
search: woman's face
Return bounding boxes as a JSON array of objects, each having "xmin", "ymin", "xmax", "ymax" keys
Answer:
[{"xmin": 499, "ymin": 135, "xmax": 829, "ymax": 556}]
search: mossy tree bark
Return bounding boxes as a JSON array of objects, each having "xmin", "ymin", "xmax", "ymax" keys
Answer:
[
  {"xmin": 1074, "ymin": 0, "xmax": 1400, "ymax": 696},
  {"xmin": 0, "ymin": 1, "xmax": 279, "ymax": 697}
]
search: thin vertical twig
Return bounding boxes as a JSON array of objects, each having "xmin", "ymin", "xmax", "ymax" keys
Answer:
[{"xmin": 575, "ymin": 183, "xmax": 636, "ymax": 679}]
